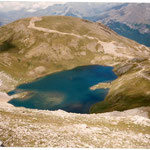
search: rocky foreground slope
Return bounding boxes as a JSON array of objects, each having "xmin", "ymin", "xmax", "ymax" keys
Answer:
[
  {"xmin": 0, "ymin": 93, "xmax": 150, "ymax": 148},
  {"xmin": 0, "ymin": 16, "xmax": 150, "ymax": 147}
]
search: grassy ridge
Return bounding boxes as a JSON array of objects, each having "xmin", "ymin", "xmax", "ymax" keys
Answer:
[{"xmin": 90, "ymin": 72, "xmax": 150, "ymax": 113}]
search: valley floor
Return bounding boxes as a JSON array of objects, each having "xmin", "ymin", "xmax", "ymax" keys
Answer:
[{"xmin": 0, "ymin": 92, "xmax": 150, "ymax": 148}]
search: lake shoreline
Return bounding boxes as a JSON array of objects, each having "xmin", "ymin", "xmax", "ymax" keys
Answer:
[{"xmin": 8, "ymin": 65, "xmax": 117, "ymax": 114}]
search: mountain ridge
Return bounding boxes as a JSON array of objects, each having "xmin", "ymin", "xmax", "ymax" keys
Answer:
[{"xmin": 0, "ymin": 3, "xmax": 149, "ymax": 46}]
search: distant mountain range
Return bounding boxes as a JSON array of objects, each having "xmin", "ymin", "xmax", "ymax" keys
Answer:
[
  {"xmin": 95, "ymin": 3, "xmax": 150, "ymax": 47},
  {"xmin": 0, "ymin": 3, "xmax": 118, "ymax": 25},
  {"xmin": 0, "ymin": 2, "xmax": 150, "ymax": 46}
]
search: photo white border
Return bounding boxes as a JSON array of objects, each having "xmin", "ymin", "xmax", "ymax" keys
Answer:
[{"xmin": 0, "ymin": 0, "xmax": 150, "ymax": 3}]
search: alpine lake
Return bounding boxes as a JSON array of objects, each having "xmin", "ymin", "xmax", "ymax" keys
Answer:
[{"xmin": 8, "ymin": 65, "xmax": 117, "ymax": 114}]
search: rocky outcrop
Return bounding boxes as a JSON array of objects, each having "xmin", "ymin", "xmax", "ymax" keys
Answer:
[
  {"xmin": 130, "ymin": 57, "xmax": 147, "ymax": 63},
  {"xmin": 0, "ymin": 141, "xmax": 4, "ymax": 147},
  {"xmin": 90, "ymin": 82, "xmax": 112, "ymax": 90},
  {"xmin": 115, "ymin": 64, "xmax": 133, "ymax": 76}
]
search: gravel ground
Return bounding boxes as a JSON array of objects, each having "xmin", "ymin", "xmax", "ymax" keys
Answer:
[{"xmin": 0, "ymin": 93, "xmax": 150, "ymax": 148}]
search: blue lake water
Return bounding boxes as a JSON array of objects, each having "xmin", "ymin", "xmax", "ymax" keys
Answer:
[{"xmin": 8, "ymin": 65, "xmax": 117, "ymax": 113}]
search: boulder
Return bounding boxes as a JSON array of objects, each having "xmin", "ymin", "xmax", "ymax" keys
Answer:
[
  {"xmin": 0, "ymin": 141, "xmax": 4, "ymax": 147},
  {"xmin": 130, "ymin": 57, "xmax": 146, "ymax": 63},
  {"xmin": 116, "ymin": 64, "xmax": 133, "ymax": 75}
]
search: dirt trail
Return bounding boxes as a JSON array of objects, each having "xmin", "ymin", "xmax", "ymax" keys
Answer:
[
  {"xmin": 28, "ymin": 17, "xmax": 103, "ymax": 41},
  {"xmin": 28, "ymin": 17, "xmax": 83, "ymax": 38},
  {"xmin": 28, "ymin": 17, "xmax": 133, "ymax": 59}
]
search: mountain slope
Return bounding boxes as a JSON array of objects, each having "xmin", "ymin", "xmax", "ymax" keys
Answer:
[
  {"xmin": 98, "ymin": 3, "xmax": 150, "ymax": 25},
  {"xmin": 0, "ymin": 16, "xmax": 150, "ymax": 113},
  {"xmin": 96, "ymin": 3, "xmax": 150, "ymax": 47}
]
